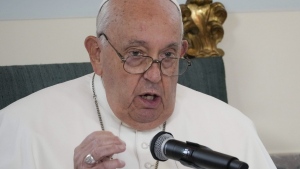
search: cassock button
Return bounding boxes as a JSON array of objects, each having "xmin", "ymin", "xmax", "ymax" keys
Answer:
[
  {"xmin": 141, "ymin": 142, "xmax": 149, "ymax": 149},
  {"xmin": 144, "ymin": 162, "xmax": 153, "ymax": 169}
]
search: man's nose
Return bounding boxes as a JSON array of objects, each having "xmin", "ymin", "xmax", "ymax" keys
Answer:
[{"xmin": 143, "ymin": 61, "xmax": 162, "ymax": 83}]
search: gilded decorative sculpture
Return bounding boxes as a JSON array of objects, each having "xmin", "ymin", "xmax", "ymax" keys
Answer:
[{"xmin": 181, "ymin": 0, "xmax": 227, "ymax": 57}]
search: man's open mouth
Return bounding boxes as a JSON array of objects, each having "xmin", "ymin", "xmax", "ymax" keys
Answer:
[{"xmin": 141, "ymin": 94, "xmax": 158, "ymax": 101}]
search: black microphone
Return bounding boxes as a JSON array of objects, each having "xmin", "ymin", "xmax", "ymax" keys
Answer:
[{"xmin": 150, "ymin": 131, "xmax": 249, "ymax": 169}]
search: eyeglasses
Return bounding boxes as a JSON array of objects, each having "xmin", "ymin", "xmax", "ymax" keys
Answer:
[{"xmin": 98, "ymin": 33, "xmax": 191, "ymax": 76}]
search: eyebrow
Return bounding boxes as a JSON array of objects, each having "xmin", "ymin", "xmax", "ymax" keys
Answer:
[
  {"xmin": 126, "ymin": 40, "xmax": 180, "ymax": 49},
  {"xmin": 127, "ymin": 40, "xmax": 147, "ymax": 46},
  {"xmin": 166, "ymin": 42, "xmax": 180, "ymax": 49}
]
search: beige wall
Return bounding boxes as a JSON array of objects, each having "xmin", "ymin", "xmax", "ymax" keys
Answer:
[
  {"xmin": 1, "ymin": 11, "xmax": 300, "ymax": 154},
  {"xmin": 0, "ymin": 18, "xmax": 94, "ymax": 65},
  {"xmin": 220, "ymin": 11, "xmax": 300, "ymax": 153}
]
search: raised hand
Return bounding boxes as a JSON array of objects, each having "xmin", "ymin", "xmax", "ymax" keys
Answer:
[{"xmin": 74, "ymin": 131, "xmax": 126, "ymax": 169}]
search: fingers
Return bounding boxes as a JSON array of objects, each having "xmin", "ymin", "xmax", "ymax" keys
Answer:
[
  {"xmin": 92, "ymin": 159, "xmax": 125, "ymax": 169},
  {"xmin": 74, "ymin": 131, "xmax": 126, "ymax": 169},
  {"xmin": 83, "ymin": 131, "xmax": 125, "ymax": 147},
  {"xmin": 91, "ymin": 144, "xmax": 125, "ymax": 162}
]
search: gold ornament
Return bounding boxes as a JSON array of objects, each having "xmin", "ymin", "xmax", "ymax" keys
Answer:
[{"xmin": 181, "ymin": 0, "xmax": 227, "ymax": 57}]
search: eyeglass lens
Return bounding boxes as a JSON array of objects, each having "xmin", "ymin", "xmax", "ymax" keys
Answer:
[{"xmin": 123, "ymin": 56, "xmax": 190, "ymax": 76}]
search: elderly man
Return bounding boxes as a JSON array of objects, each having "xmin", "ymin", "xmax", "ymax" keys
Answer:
[{"xmin": 0, "ymin": 0, "xmax": 276, "ymax": 169}]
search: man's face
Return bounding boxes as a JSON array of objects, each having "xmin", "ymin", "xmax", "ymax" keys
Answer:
[{"xmin": 93, "ymin": 0, "xmax": 187, "ymax": 130}]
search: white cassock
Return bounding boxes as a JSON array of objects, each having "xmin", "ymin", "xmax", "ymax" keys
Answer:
[{"xmin": 0, "ymin": 73, "xmax": 276, "ymax": 169}]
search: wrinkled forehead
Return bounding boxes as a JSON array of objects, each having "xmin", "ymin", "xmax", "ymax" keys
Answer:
[{"xmin": 98, "ymin": 0, "xmax": 181, "ymax": 14}]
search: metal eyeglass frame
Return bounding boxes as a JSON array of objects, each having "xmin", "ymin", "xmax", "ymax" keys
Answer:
[{"xmin": 98, "ymin": 33, "xmax": 191, "ymax": 76}]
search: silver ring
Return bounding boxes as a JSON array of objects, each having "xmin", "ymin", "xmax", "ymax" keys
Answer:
[{"xmin": 84, "ymin": 154, "xmax": 96, "ymax": 165}]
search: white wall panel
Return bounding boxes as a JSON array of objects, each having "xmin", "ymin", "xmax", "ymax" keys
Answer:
[{"xmin": 219, "ymin": 11, "xmax": 300, "ymax": 153}]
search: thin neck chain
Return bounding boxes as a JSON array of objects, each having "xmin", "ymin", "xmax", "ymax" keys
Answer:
[
  {"xmin": 92, "ymin": 73, "xmax": 105, "ymax": 131},
  {"xmin": 91, "ymin": 73, "xmax": 166, "ymax": 169}
]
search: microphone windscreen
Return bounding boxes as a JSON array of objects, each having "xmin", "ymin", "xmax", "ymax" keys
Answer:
[{"xmin": 150, "ymin": 131, "xmax": 173, "ymax": 161}]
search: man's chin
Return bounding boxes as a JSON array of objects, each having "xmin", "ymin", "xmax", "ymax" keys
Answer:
[
  {"xmin": 133, "ymin": 108, "xmax": 162, "ymax": 121},
  {"xmin": 127, "ymin": 121, "xmax": 162, "ymax": 131},
  {"xmin": 126, "ymin": 110, "xmax": 170, "ymax": 131}
]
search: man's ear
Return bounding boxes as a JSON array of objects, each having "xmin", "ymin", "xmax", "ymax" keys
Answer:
[
  {"xmin": 180, "ymin": 40, "xmax": 189, "ymax": 58},
  {"xmin": 85, "ymin": 36, "xmax": 103, "ymax": 75}
]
